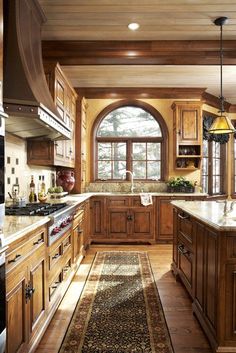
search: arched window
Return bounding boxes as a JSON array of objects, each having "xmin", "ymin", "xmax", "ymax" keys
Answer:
[{"xmin": 93, "ymin": 101, "xmax": 168, "ymax": 181}]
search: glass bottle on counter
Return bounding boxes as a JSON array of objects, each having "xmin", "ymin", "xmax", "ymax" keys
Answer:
[
  {"xmin": 29, "ymin": 175, "xmax": 37, "ymax": 203},
  {"xmin": 41, "ymin": 175, "xmax": 46, "ymax": 193}
]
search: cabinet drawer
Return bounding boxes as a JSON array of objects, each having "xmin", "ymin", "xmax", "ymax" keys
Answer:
[
  {"xmin": 106, "ymin": 197, "xmax": 129, "ymax": 207},
  {"xmin": 131, "ymin": 197, "xmax": 154, "ymax": 208},
  {"xmin": 63, "ymin": 234, "xmax": 71, "ymax": 253},
  {"xmin": 178, "ymin": 242, "xmax": 193, "ymax": 296},
  {"xmin": 62, "ymin": 258, "xmax": 72, "ymax": 280},
  {"xmin": 49, "ymin": 244, "xmax": 62, "ymax": 270},
  {"xmin": 178, "ymin": 212, "xmax": 193, "ymax": 246},
  {"xmin": 6, "ymin": 230, "xmax": 45, "ymax": 271},
  {"xmin": 73, "ymin": 209, "xmax": 84, "ymax": 228},
  {"xmin": 49, "ymin": 272, "xmax": 63, "ymax": 301}
]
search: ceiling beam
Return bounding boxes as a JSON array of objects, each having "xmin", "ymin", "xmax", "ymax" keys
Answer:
[{"xmin": 42, "ymin": 40, "xmax": 236, "ymax": 65}]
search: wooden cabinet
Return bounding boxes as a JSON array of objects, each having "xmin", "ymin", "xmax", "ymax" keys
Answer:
[
  {"xmin": 6, "ymin": 226, "xmax": 47, "ymax": 353},
  {"xmin": 157, "ymin": 195, "xmax": 206, "ymax": 243},
  {"xmin": 172, "ymin": 101, "xmax": 202, "ymax": 170},
  {"xmin": 75, "ymin": 97, "xmax": 88, "ymax": 193},
  {"xmin": 90, "ymin": 197, "xmax": 107, "ymax": 240},
  {"xmin": 172, "ymin": 206, "xmax": 236, "ymax": 352},
  {"xmin": 27, "ymin": 63, "xmax": 77, "ymax": 168},
  {"xmin": 91, "ymin": 196, "xmax": 155, "ymax": 243}
]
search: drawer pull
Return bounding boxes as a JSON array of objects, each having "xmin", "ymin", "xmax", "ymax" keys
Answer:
[
  {"xmin": 178, "ymin": 244, "xmax": 190, "ymax": 257},
  {"xmin": 77, "ymin": 228, "xmax": 83, "ymax": 234},
  {"xmin": 52, "ymin": 253, "xmax": 60, "ymax": 260},
  {"xmin": 33, "ymin": 238, "xmax": 44, "ymax": 245},
  {"xmin": 178, "ymin": 213, "xmax": 190, "ymax": 220},
  {"xmin": 64, "ymin": 241, "xmax": 70, "ymax": 247},
  {"xmin": 127, "ymin": 215, "xmax": 133, "ymax": 221},
  {"xmin": 8, "ymin": 254, "xmax": 22, "ymax": 263}
]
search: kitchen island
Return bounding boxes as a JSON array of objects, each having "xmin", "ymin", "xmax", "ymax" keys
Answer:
[{"xmin": 172, "ymin": 200, "xmax": 236, "ymax": 353}]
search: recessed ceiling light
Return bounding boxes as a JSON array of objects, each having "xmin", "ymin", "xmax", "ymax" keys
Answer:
[{"xmin": 128, "ymin": 23, "xmax": 140, "ymax": 31}]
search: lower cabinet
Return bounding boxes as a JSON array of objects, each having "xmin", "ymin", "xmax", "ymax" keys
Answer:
[
  {"xmin": 172, "ymin": 206, "xmax": 235, "ymax": 352},
  {"xmin": 6, "ymin": 226, "xmax": 47, "ymax": 353},
  {"xmin": 91, "ymin": 196, "xmax": 155, "ymax": 243},
  {"xmin": 6, "ymin": 201, "xmax": 90, "ymax": 353}
]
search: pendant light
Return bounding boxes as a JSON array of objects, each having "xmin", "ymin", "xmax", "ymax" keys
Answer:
[{"xmin": 208, "ymin": 17, "xmax": 235, "ymax": 134}]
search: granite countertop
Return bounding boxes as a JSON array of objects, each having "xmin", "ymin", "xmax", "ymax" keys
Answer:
[
  {"xmin": 2, "ymin": 194, "xmax": 91, "ymax": 246},
  {"xmin": 171, "ymin": 200, "xmax": 236, "ymax": 231},
  {"xmin": 1, "ymin": 192, "xmax": 206, "ymax": 247}
]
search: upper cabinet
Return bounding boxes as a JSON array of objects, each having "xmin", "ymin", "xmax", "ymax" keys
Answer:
[
  {"xmin": 172, "ymin": 101, "xmax": 202, "ymax": 170},
  {"xmin": 27, "ymin": 63, "xmax": 77, "ymax": 168},
  {"xmin": 74, "ymin": 97, "xmax": 88, "ymax": 193},
  {"xmin": 0, "ymin": 0, "xmax": 7, "ymax": 131}
]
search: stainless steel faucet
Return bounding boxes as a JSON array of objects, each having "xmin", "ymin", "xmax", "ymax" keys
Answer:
[{"xmin": 123, "ymin": 170, "xmax": 135, "ymax": 193}]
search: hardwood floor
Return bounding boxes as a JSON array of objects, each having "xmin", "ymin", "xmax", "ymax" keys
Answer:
[{"xmin": 35, "ymin": 244, "xmax": 212, "ymax": 353}]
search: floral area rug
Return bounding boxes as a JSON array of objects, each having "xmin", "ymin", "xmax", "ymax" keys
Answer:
[{"xmin": 59, "ymin": 251, "xmax": 174, "ymax": 353}]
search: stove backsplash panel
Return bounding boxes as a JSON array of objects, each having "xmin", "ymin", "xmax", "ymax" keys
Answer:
[{"xmin": 5, "ymin": 133, "xmax": 56, "ymax": 200}]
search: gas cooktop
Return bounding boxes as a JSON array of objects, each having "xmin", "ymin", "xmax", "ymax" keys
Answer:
[{"xmin": 5, "ymin": 203, "xmax": 68, "ymax": 216}]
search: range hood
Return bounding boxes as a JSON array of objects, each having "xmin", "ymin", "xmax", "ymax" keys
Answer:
[{"xmin": 3, "ymin": 0, "xmax": 71, "ymax": 140}]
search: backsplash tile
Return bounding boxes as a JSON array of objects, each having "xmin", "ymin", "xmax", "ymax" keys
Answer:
[
  {"xmin": 86, "ymin": 182, "xmax": 167, "ymax": 193},
  {"xmin": 5, "ymin": 133, "xmax": 56, "ymax": 201}
]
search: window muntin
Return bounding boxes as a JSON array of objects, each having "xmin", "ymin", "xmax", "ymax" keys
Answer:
[
  {"xmin": 97, "ymin": 107, "xmax": 162, "ymax": 137},
  {"xmin": 95, "ymin": 105, "xmax": 165, "ymax": 181},
  {"xmin": 97, "ymin": 142, "xmax": 127, "ymax": 180},
  {"xmin": 132, "ymin": 142, "xmax": 161, "ymax": 180}
]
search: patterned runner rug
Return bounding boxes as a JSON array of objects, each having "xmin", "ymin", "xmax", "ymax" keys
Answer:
[{"xmin": 59, "ymin": 251, "xmax": 174, "ymax": 353}]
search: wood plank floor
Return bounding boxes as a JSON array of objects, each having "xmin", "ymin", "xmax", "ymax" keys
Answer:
[{"xmin": 35, "ymin": 244, "xmax": 212, "ymax": 353}]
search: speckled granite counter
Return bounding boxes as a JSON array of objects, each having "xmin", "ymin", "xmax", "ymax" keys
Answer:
[
  {"xmin": 2, "ymin": 194, "xmax": 91, "ymax": 246},
  {"xmin": 1, "ymin": 193, "xmax": 206, "ymax": 246},
  {"xmin": 171, "ymin": 200, "xmax": 236, "ymax": 231}
]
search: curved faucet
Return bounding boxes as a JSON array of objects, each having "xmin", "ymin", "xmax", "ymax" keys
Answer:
[{"xmin": 123, "ymin": 170, "xmax": 135, "ymax": 193}]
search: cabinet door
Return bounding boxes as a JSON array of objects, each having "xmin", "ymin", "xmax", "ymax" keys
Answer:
[
  {"xmin": 55, "ymin": 140, "xmax": 65, "ymax": 161},
  {"xmin": 177, "ymin": 104, "xmax": 201, "ymax": 144},
  {"xmin": 158, "ymin": 199, "xmax": 173, "ymax": 242},
  {"xmin": 72, "ymin": 223, "xmax": 82, "ymax": 261},
  {"xmin": 108, "ymin": 208, "xmax": 130, "ymax": 239},
  {"xmin": 131, "ymin": 208, "xmax": 154, "ymax": 240},
  {"xmin": 90, "ymin": 197, "xmax": 106, "ymax": 238},
  {"xmin": 28, "ymin": 254, "xmax": 46, "ymax": 340},
  {"xmin": 6, "ymin": 267, "xmax": 28, "ymax": 353}
]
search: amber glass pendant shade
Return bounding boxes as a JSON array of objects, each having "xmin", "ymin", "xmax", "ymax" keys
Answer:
[
  {"xmin": 208, "ymin": 114, "xmax": 235, "ymax": 134},
  {"xmin": 208, "ymin": 16, "xmax": 235, "ymax": 135}
]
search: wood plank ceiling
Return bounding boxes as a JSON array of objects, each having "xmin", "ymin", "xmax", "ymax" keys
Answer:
[{"xmin": 39, "ymin": 0, "xmax": 236, "ymax": 104}]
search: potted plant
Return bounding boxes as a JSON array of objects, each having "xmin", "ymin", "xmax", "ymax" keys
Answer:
[{"xmin": 166, "ymin": 177, "xmax": 194, "ymax": 193}]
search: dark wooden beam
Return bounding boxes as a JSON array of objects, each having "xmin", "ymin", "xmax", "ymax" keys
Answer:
[
  {"xmin": 202, "ymin": 92, "xmax": 231, "ymax": 112},
  {"xmin": 42, "ymin": 40, "xmax": 236, "ymax": 65},
  {"xmin": 75, "ymin": 87, "xmax": 207, "ymax": 99}
]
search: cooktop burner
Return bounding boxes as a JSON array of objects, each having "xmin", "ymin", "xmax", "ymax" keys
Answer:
[{"xmin": 5, "ymin": 203, "xmax": 68, "ymax": 216}]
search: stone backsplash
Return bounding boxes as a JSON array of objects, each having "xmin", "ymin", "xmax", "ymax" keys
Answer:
[{"xmin": 86, "ymin": 182, "xmax": 167, "ymax": 193}]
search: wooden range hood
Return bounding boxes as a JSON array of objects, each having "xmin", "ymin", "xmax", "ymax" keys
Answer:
[{"xmin": 3, "ymin": 0, "xmax": 71, "ymax": 140}]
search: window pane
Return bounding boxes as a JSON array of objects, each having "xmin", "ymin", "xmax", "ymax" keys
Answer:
[
  {"xmin": 98, "ymin": 161, "xmax": 111, "ymax": 179},
  {"xmin": 98, "ymin": 143, "xmax": 111, "ymax": 160},
  {"xmin": 133, "ymin": 161, "xmax": 146, "ymax": 179},
  {"xmin": 97, "ymin": 107, "xmax": 162, "ymax": 137},
  {"xmin": 113, "ymin": 161, "xmax": 126, "ymax": 179},
  {"xmin": 133, "ymin": 143, "xmax": 146, "ymax": 160},
  {"xmin": 147, "ymin": 143, "xmax": 161, "ymax": 160},
  {"xmin": 147, "ymin": 161, "xmax": 161, "ymax": 180},
  {"xmin": 203, "ymin": 140, "xmax": 209, "ymax": 157},
  {"xmin": 113, "ymin": 142, "xmax": 126, "ymax": 160}
]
